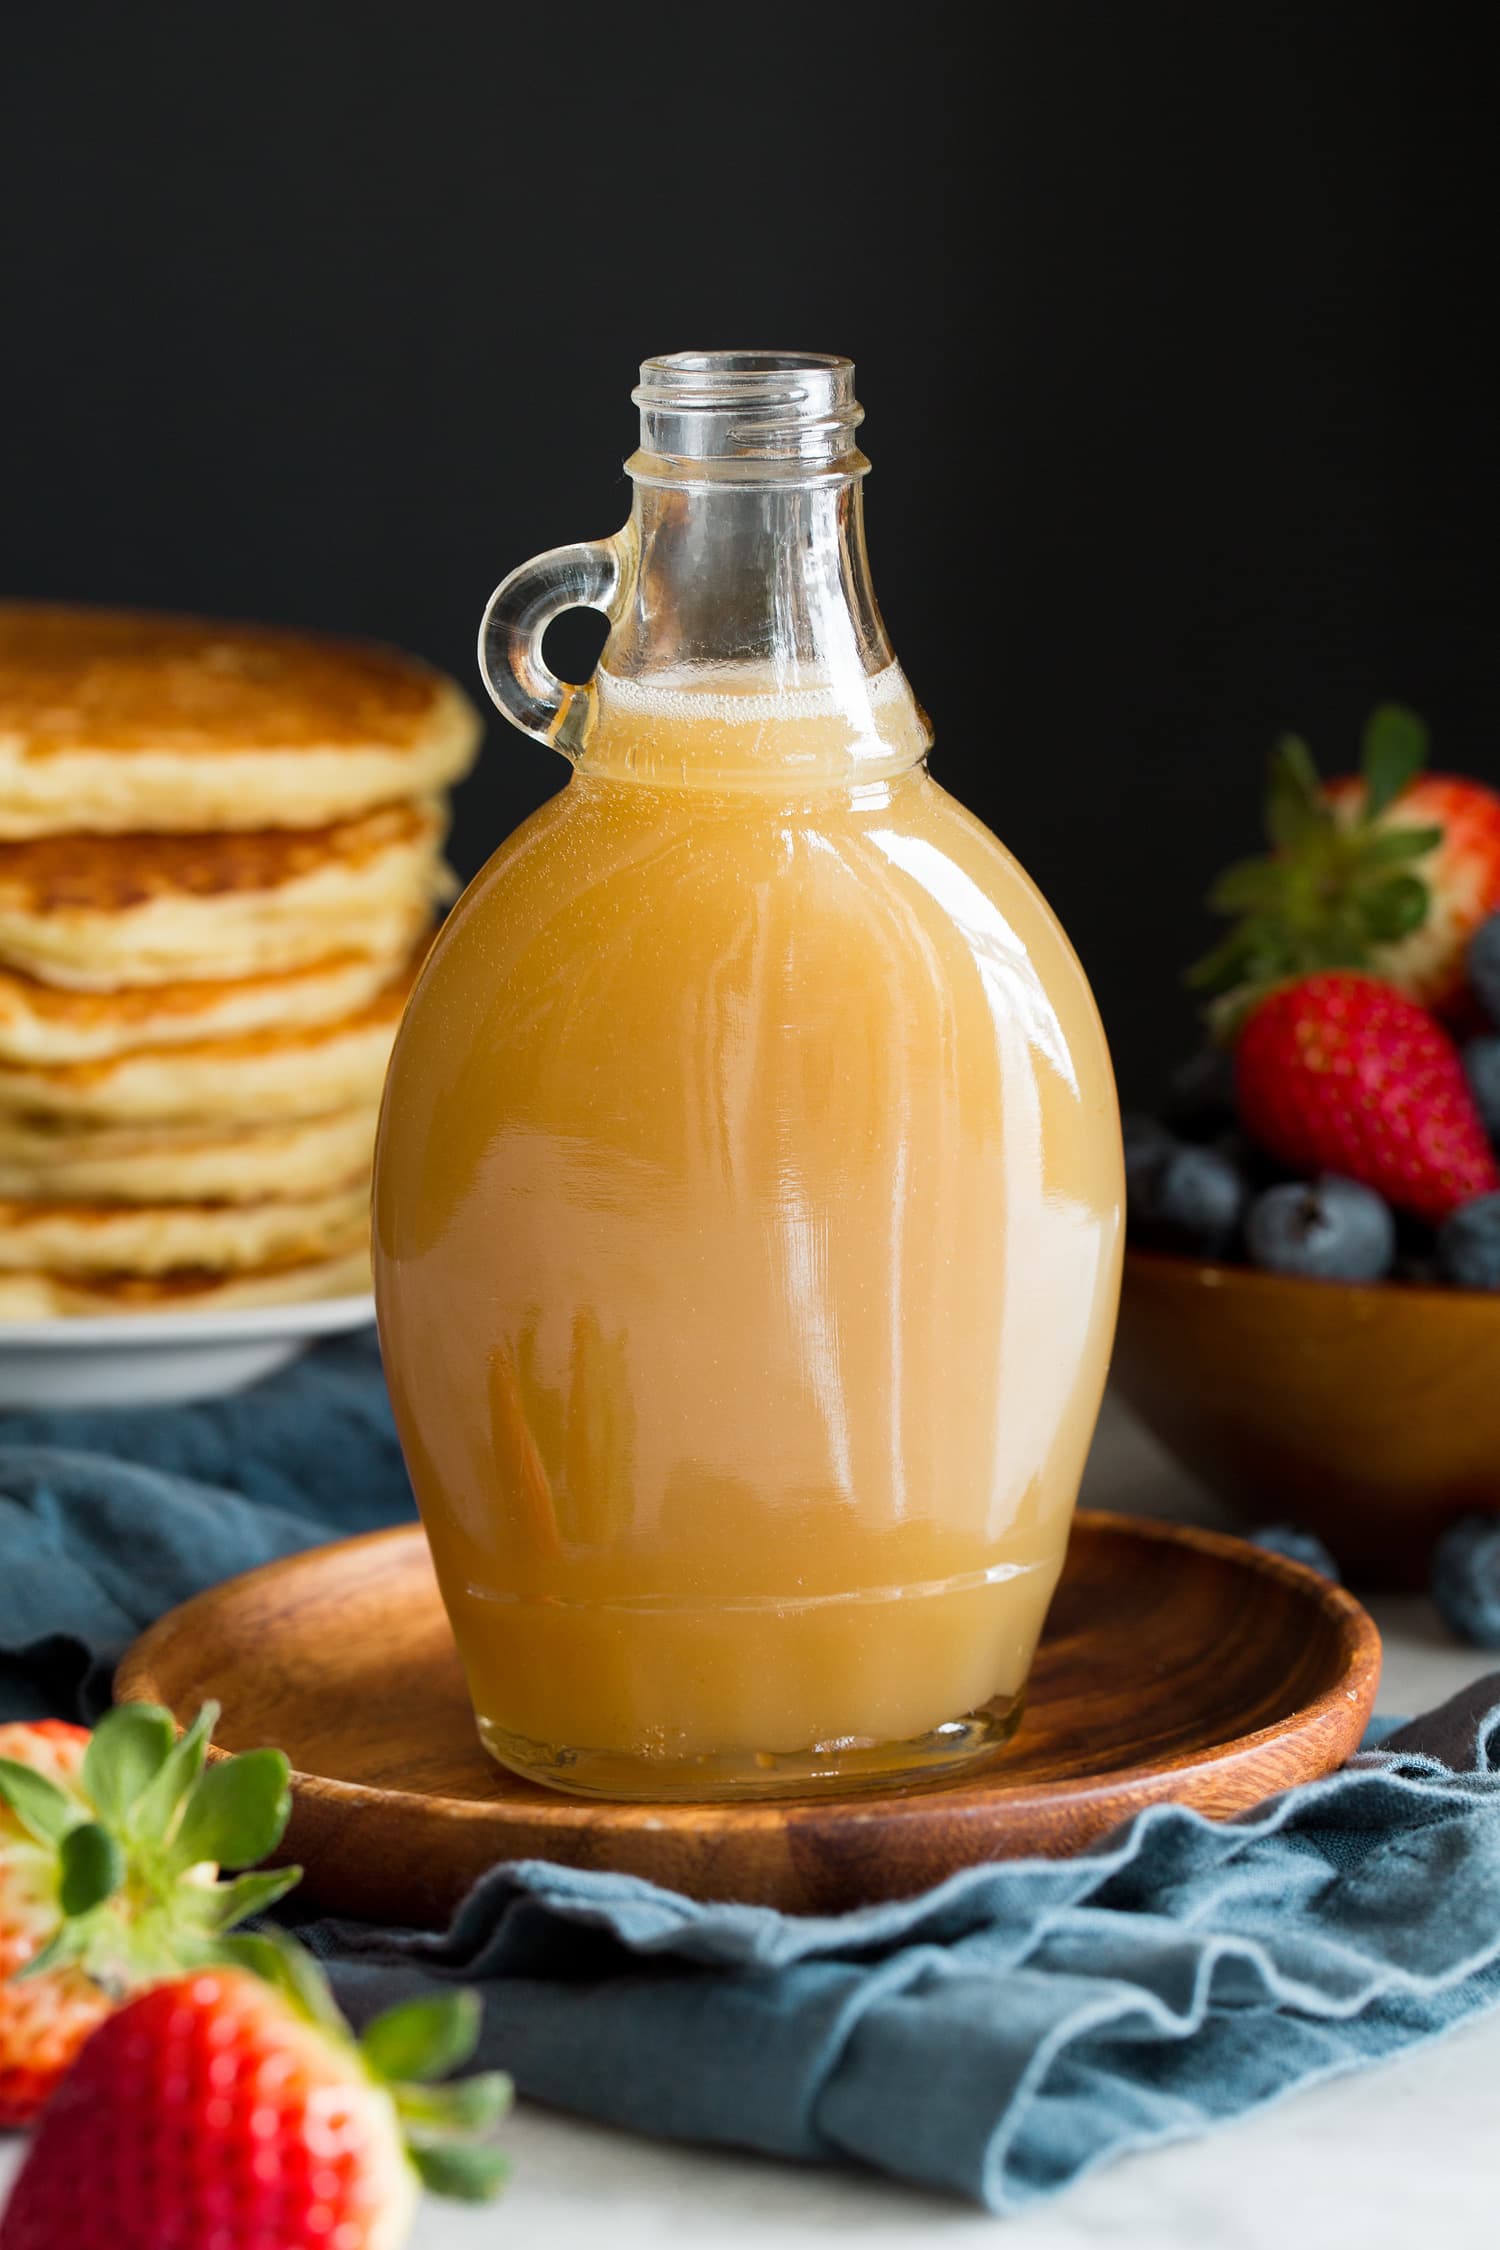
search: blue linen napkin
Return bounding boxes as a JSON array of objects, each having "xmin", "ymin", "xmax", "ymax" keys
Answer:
[
  {"xmin": 0, "ymin": 1332, "xmax": 414, "ymax": 1719},
  {"xmin": 305, "ymin": 1686, "xmax": 1500, "ymax": 2211},
  {"xmin": 4, "ymin": 1340, "xmax": 1500, "ymax": 2212}
]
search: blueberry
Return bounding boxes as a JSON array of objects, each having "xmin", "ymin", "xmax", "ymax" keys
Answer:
[
  {"xmin": 1244, "ymin": 1174, "xmax": 1395, "ymax": 1282},
  {"xmin": 1435, "ymin": 1192, "xmax": 1500, "ymax": 1290},
  {"xmin": 1249, "ymin": 1525, "xmax": 1341, "ymax": 1580},
  {"xmin": 1468, "ymin": 913, "xmax": 1500, "ymax": 1029},
  {"xmin": 1463, "ymin": 1036, "xmax": 1500, "ymax": 1142},
  {"xmin": 1430, "ymin": 1515, "xmax": 1500, "ymax": 1648},
  {"xmin": 1163, "ymin": 1047, "xmax": 1237, "ymax": 1141},
  {"xmin": 1130, "ymin": 1140, "xmax": 1246, "ymax": 1255}
]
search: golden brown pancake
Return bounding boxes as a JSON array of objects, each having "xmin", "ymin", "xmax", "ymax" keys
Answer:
[
  {"xmin": 0, "ymin": 603, "xmax": 481, "ymax": 837},
  {"xmin": 0, "ymin": 947, "xmax": 416, "ymax": 1065},
  {"xmin": 0, "ymin": 1245, "xmax": 371, "ymax": 1319},
  {"xmin": 0, "ymin": 954, "xmax": 417, "ymax": 1125},
  {"xmin": 0, "ymin": 1183, "xmax": 368, "ymax": 1276},
  {"xmin": 0, "ymin": 1107, "xmax": 376, "ymax": 1204},
  {"xmin": 0, "ymin": 803, "xmax": 449, "ymax": 987}
]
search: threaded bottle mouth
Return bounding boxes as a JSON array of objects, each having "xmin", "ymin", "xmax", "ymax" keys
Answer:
[{"xmin": 631, "ymin": 350, "xmax": 866, "ymax": 477}]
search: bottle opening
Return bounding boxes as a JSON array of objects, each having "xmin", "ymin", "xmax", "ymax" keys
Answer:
[
  {"xmin": 632, "ymin": 349, "xmax": 865, "ymax": 475},
  {"xmin": 640, "ymin": 348, "xmax": 852, "ymax": 387}
]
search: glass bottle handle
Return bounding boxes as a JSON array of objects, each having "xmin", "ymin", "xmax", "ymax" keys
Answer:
[{"xmin": 477, "ymin": 534, "xmax": 626, "ymax": 761}]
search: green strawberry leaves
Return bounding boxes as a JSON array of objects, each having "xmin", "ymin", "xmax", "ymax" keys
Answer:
[
  {"xmin": 179, "ymin": 1866, "xmax": 304, "ymax": 1932},
  {"xmin": 130, "ymin": 1701, "xmax": 218, "ymax": 1840},
  {"xmin": 4, "ymin": 1702, "xmax": 303, "ymax": 2000},
  {"xmin": 57, "ymin": 1823, "xmax": 125, "ymax": 1918},
  {"xmin": 398, "ymin": 2073, "xmax": 514, "ymax": 2134},
  {"xmin": 372, "ymin": 1990, "xmax": 513, "ymax": 2204},
  {"xmin": 409, "ymin": 2141, "xmax": 513, "ymax": 2201},
  {"xmin": 0, "ymin": 1758, "xmax": 79, "ymax": 1847},
  {"xmin": 1265, "ymin": 734, "xmax": 1325, "ymax": 849},
  {"xmin": 1206, "ymin": 856, "xmax": 1299, "ymax": 915},
  {"xmin": 1359, "ymin": 822, "xmax": 1445, "ymax": 867},
  {"xmin": 83, "ymin": 1705, "xmax": 177, "ymax": 1827},
  {"xmin": 170, "ymin": 1747, "xmax": 291, "ymax": 1872},
  {"xmin": 1362, "ymin": 871, "xmax": 1430, "ymax": 942},
  {"xmin": 1362, "ymin": 704, "xmax": 1429, "ymax": 820},
  {"xmin": 1190, "ymin": 703, "xmax": 1441, "ymax": 1017},
  {"xmin": 55, "ymin": 1698, "xmax": 291, "ymax": 1871},
  {"xmin": 363, "ymin": 1990, "xmax": 485, "ymax": 2085}
]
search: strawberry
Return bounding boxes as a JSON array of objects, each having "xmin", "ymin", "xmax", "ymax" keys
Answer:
[
  {"xmin": 0, "ymin": 1724, "xmax": 111, "ymax": 2128},
  {"xmin": 0, "ymin": 1702, "xmax": 299, "ymax": 2126},
  {"xmin": 0, "ymin": 1941, "xmax": 509, "ymax": 2249},
  {"xmin": 1323, "ymin": 769, "xmax": 1500, "ymax": 1015},
  {"xmin": 1236, "ymin": 972, "xmax": 1500, "ymax": 1222},
  {"xmin": 1190, "ymin": 704, "xmax": 1500, "ymax": 1022}
]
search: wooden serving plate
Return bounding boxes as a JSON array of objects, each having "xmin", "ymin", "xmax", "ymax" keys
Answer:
[{"xmin": 117, "ymin": 1512, "xmax": 1381, "ymax": 1926}]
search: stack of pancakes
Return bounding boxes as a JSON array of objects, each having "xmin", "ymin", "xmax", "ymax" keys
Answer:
[{"xmin": 0, "ymin": 604, "xmax": 480, "ymax": 1317}]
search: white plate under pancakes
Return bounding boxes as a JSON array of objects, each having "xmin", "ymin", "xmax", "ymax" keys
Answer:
[{"xmin": 0, "ymin": 1291, "xmax": 375, "ymax": 1410}]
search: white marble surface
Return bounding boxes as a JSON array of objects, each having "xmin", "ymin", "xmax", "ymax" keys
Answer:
[{"xmin": 4, "ymin": 1389, "xmax": 1497, "ymax": 2245}]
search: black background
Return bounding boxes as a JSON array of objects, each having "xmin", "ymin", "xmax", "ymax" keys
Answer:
[{"xmin": 2, "ymin": 4, "xmax": 1495, "ymax": 1101}]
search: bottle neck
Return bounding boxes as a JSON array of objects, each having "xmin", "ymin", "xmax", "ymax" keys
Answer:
[
  {"xmin": 585, "ymin": 469, "xmax": 930, "ymax": 786},
  {"xmin": 611, "ymin": 467, "xmax": 891, "ymax": 676},
  {"xmin": 569, "ymin": 353, "xmax": 928, "ymax": 786}
]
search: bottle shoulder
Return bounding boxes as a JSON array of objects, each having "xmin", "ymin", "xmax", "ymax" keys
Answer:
[{"xmin": 425, "ymin": 767, "xmax": 1113, "ymax": 1098}]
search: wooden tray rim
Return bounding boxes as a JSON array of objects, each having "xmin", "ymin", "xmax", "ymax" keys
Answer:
[{"xmin": 117, "ymin": 1508, "xmax": 1383, "ymax": 1834}]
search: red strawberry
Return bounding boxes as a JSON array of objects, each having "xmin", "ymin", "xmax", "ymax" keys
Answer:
[
  {"xmin": 0, "ymin": 1702, "xmax": 299, "ymax": 2126},
  {"xmin": 0, "ymin": 1725, "xmax": 111, "ymax": 2128},
  {"xmin": 1324, "ymin": 769, "xmax": 1500, "ymax": 1014},
  {"xmin": 0, "ymin": 1945, "xmax": 509, "ymax": 2249},
  {"xmin": 1190, "ymin": 705, "xmax": 1500, "ymax": 1023},
  {"xmin": 1236, "ymin": 972, "xmax": 1500, "ymax": 1222}
]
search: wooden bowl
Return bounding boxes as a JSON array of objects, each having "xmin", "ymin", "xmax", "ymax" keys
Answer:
[{"xmin": 1113, "ymin": 1247, "xmax": 1500, "ymax": 1586}]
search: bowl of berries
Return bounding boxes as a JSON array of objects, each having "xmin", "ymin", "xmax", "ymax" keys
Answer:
[{"xmin": 1113, "ymin": 706, "xmax": 1500, "ymax": 1615}]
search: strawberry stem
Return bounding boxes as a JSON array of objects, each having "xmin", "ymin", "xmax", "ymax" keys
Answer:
[{"xmin": 1188, "ymin": 704, "xmax": 1442, "ymax": 1019}]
